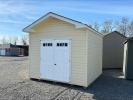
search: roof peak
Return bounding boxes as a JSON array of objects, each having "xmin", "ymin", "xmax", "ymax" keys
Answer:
[
  {"xmin": 104, "ymin": 31, "xmax": 127, "ymax": 38},
  {"xmin": 23, "ymin": 12, "xmax": 103, "ymax": 37}
]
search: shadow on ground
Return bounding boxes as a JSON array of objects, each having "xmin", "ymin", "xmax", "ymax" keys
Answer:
[
  {"xmin": 1, "ymin": 57, "xmax": 133, "ymax": 100},
  {"xmin": 85, "ymin": 70, "xmax": 133, "ymax": 100},
  {"xmin": 34, "ymin": 69, "xmax": 133, "ymax": 100}
]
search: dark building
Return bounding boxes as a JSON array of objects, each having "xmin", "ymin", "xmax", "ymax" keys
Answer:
[
  {"xmin": 0, "ymin": 44, "xmax": 28, "ymax": 56},
  {"xmin": 103, "ymin": 31, "xmax": 127, "ymax": 69},
  {"xmin": 123, "ymin": 37, "xmax": 133, "ymax": 79}
]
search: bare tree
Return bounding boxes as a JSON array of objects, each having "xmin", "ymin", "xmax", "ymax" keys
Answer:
[
  {"xmin": 93, "ymin": 22, "xmax": 100, "ymax": 32},
  {"xmin": 21, "ymin": 34, "xmax": 29, "ymax": 45},
  {"xmin": 101, "ymin": 20, "xmax": 114, "ymax": 33},
  {"xmin": 3, "ymin": 36, "xmax": 13, "ymax": 44},
  {"xmin": 1, "ymin": 36, "xmax": 8, "ymax": 44},
  {"xmin": 12, "ymin": 37, "xmax": 18, "ymax": 45},
  {"xmin": 8, "ymin": 37, "xmax": 11, "ymax": 44},
  {"xmin": 117, "ymin": 17, "xmax": 129, "ymax": 36},
  {"xmin": 127, "ymin": 20, "xmax": 133, "ymax": 37}
]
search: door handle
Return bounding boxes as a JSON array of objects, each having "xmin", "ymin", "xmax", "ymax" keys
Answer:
[{"xmin": 54, "ymin": 64, "xmax": 56, "ymax": 65}]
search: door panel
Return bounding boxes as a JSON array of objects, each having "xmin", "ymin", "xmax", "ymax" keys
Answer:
[
  {"xmin": 40, "ymin": 39, "xmax": 70, "ymax": 82},
  {"xmin": 54, "ymin": 40, "xmax": 70, "ymax": 82},
  {"xmin": 40, "ymin": 40, "xmax": 54, "ymax": 79}
]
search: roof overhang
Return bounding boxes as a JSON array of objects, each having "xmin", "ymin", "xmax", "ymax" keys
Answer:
[
  {"xmin": 124, "ymin": 37, "xmax": 133, "ymax": 44},
  {"xmin": 23, "ymin": 12, "xmax": 103, "ymax": 37}
]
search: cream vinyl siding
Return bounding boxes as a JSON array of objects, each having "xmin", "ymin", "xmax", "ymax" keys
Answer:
[
  {"xmin": 87, "ymin": 30, "xmax": 103, "ymax": 85},
  {"xmin": 29, "ymin": 17, "xmax": 88, "ymax": 86}
]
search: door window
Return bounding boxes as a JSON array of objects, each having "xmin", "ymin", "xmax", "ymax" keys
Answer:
[
  {"xmin": 65, "ymin": 43, "xmax": 68, "ymax": 46},
  {"xmin": 57, "ymin": 43, "xmax": 68, "ymax": 47},
  {"xmin": 43, "ymin": 43, "xmax": 52, "ymax": 47}
]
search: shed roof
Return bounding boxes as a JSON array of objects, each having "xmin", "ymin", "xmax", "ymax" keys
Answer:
[
  {"xmin": 23, "ymin": 12, "xmax": 103, "ymax": 37},
  {"xmin": 104, "ymin": 31, "xmax": 127, "ymax": 38},
  {"xmin": 0, "ymin": 44, "xmax": 29, "ymax": 49},
  {"xmin": 124, "ymin": 37, "xmax": 133, "ymax": 44}
]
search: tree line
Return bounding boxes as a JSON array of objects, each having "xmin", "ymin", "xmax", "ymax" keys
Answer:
[
  {"xmin": 0, "ymin": 34, "xmax": 29, "ymax": 45},
  {"xmin": 0, "ymin": 17, "xmax": 133, "ymax": 45},
  {"xmin": 91, "ymin": 17, "xmax": 133, "ymax": 37}
]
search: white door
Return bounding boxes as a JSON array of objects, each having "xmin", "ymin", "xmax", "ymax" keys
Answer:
[
  {"xmin": 40, "ymin": 39, "xmax": 70, "ymax": 82},
  {"xmin": 0, "ymin": 49, "xmax": 5, "ymax": 56},
  {"xmin": 40, "ymin": 40, "xmax": 54, "ymax": 80}
]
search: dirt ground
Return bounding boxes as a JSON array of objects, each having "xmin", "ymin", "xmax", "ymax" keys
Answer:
[{"xmin": 0, "ymin": 57, "xmax": 133, "ymax": 100}]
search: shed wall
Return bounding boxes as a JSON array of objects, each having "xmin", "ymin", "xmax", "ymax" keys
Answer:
[
  {"xmin": 87, "ymin": 30, "xmax": 103, "ymax": 85},
  {"xmin": 29, "ymin": 17, "xmax": 88, "ymax": 86},
  {"xmin": 103, "ymin": 33, "xmax": 126, "ymax": 68},
  {"xmin": 123, "ymin": 41, "xmax": 133, "ymax": 79},
  {"xmin": 123, "ymin": 43, "xmax": 128, "ymax": 76}
]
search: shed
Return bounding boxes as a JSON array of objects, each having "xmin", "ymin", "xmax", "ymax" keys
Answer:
[
  {"xmin": 17, "ymin": 45, "xmax": 29, "ymax": 56},
  {"xmin": 103, "ymin": 31, "xmax": 126, "ymax": 69},
  {"xmin": 123, "ymin": 37, "xmax": 133, "ymax": 79},
  {"xmin": 0, "ymin": 44, "xmax": 25, "ymax": 56},
  {"xmin": 23, "ymin": 12, "xmax": 103, "ymax": 87}
]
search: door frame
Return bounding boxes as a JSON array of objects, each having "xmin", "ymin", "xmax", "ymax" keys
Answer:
[{"xmin": 40, "ymin": 39, "xmax": 71, "ymax": 83}]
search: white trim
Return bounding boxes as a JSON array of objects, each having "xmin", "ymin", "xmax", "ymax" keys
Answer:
[
  {"xmin": 23, "ymin": 12, "xmax": 103, "ymax": 37},
  {"xmin": 23, "ymin": 13, "xmax": 87, "ymax": 32}
]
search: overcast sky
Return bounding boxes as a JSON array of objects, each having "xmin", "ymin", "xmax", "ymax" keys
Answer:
[{"xmin": 0, "ymin": 0, "xmax": 133, "ymax": 38}]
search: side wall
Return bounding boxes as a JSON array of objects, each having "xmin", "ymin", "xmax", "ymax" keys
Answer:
[
  {"xmin": 103, "ymin": 33, "xmax": 126, "ymax": 68},
  {"xmin": 123, "ymin": 43, "xmax": 128, "ymax": 77},
  {"xmin": 87, "ymin": 30, "xmax": 103, "ymax": 85},
  {"xmin": 124, "ymin": 41, "xmax": 133, "ymax": 79},
  {"xmin": 29, "ymin": 17, "xmax": 88, "ymax": 87}
]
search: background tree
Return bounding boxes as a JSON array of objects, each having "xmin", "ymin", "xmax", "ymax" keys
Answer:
[
  {"xmin": 1, "ymin": 37, "xmax": 8, "ymax": 44},
  {"xmin": 101, "ymin": 20, "xmax": 114, "ymax": 33},
  {"xmin": 21, "ymin": 34, "xmax": 29, "ymax": 45},
  {"xmin": 93, "ymin": 22, "xmax": 100, "ymax": 32},
  {"xmin": 117, "ymin": 17, "xmax": 129, "ymax": 36},
  {"xmin": 8, "ymin": 37, "xmax": 12, "ymax": 44},
  {"xmin": 12, "ymin": 37, "xmax": 18, "ymax": 45},
  {"xmin": 1, "ymin": 37, "xmax": 6, "ymax": 44},
  {"xmin": 127, "ymin": 20, "xmax": 133, "ymax": 37}
]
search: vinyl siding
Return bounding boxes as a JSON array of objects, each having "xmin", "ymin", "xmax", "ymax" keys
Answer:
[
  {"xmin": 29, "ymin": 17, "xmax": 88, "ymax": 86},
  {"xmin": 103, "ymin": 33, "xmax": 126, "ymax": 68},
  {"xmin": 87, "ymin": 30, "xmax": 103, "ymax": 85}
]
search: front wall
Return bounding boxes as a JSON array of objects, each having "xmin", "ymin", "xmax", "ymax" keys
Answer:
[
  {"xmin": 103, "ymin": 33, "xmax": 126, "ymax": 68},
  {"xmin": 29, "ymin": 17, "xmax": 88, "ymax": 86}
]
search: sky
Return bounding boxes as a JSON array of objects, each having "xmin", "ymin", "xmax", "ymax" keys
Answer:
[{"xmin": 0, "ymin": 0, "xmax": 133, "ymax": 39}]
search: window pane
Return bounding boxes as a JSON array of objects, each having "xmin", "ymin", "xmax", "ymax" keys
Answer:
[
  {"xmin": 60, "ymin": 43, "xmax": 64, "ymax": 46},
  {"xmin": 65, "ymin": 43, "xmax": 68, "ymax": 46},
  {"xmin": 59, "ymin": 43, "xmax": 62, "ymax": 46},
  {"xmin": 57, "ymin": 43, "xmax": 59, "ymax": 46},
  {"xmin": 48, "ymin": 43, "xmax": 50, "ymax": 46},
  {"xmin": 62, "ymin": 43, "xmax": 65, "ymax": 46},
  {"xmin": 43, "ymin": 43, "xmax": 45, "ymax": 46}
]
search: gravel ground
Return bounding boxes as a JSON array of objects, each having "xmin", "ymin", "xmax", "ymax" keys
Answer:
[{"xmin": 0, "ymin": 57, "xmax": 133, "ymax": 100}]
